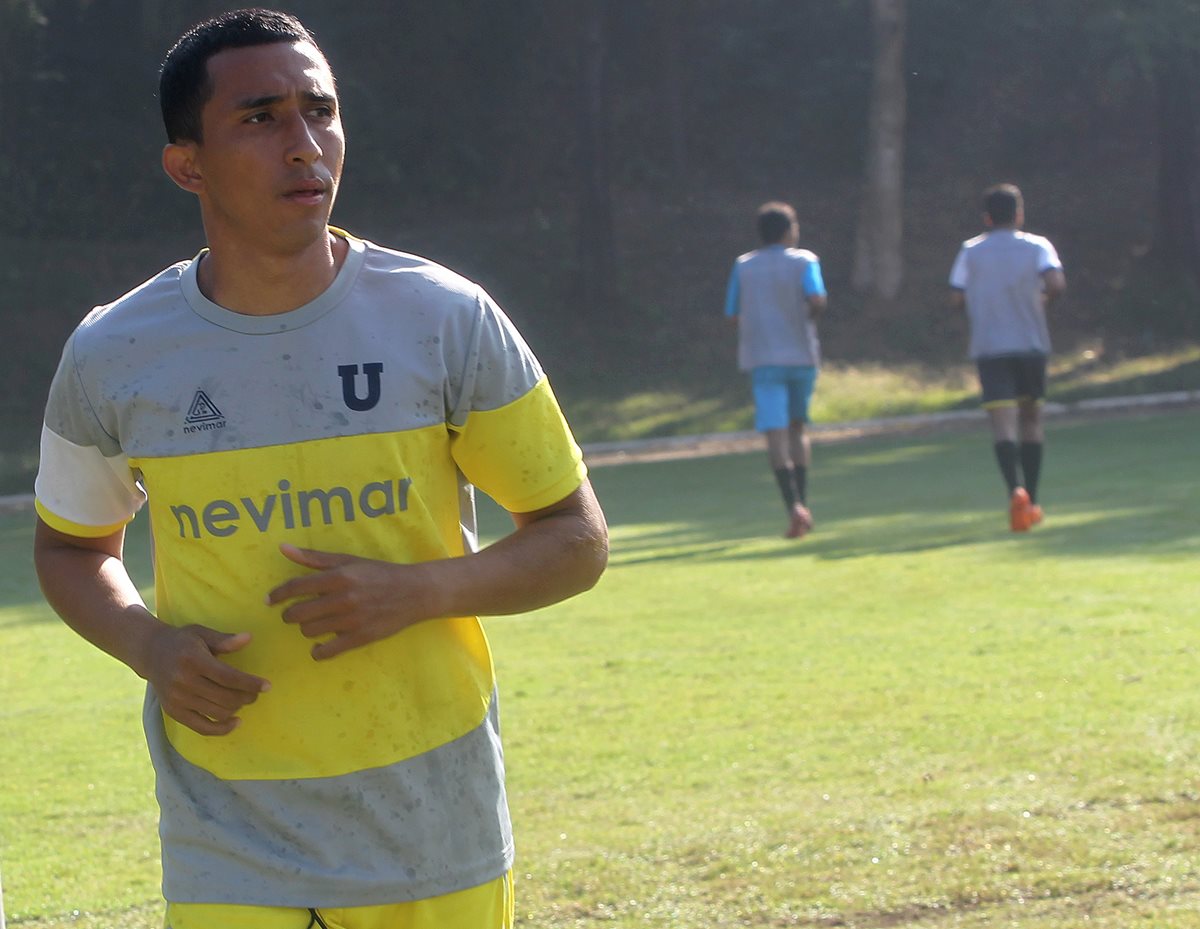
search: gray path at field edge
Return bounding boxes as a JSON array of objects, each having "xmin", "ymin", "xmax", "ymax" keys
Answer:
[{"xmin": 4, "ymin": 389, "xmax": 1199, "ymax": 514}]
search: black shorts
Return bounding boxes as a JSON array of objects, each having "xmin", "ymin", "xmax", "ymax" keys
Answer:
[{"xmin": 976, "ymin": 353, "xmax": 1046, "ymax": 408}]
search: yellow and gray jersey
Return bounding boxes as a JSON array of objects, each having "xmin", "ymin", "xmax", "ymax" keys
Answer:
[
  {"xmin": 949, "ymin": 229, "xmax": 1062, "ymax": 360},
  {"xmin": 34, "ymin": 231, "xmax": 586, "ymax": 906}
]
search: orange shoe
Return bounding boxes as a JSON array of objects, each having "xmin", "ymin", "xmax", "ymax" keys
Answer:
[
  {"xmin": 785, "ymin": 503, "xmax": 814, "ymax": 539},
  {"xmin": 1009, "ymin": 487, "xmax": 1033, "ymax": 532},
  {"xmin": 1027, "ymin": 503, "xmax": 1044, "ymax": 527}
]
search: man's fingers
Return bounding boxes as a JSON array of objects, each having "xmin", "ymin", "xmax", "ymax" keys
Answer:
[
  {"xmin": 203, "ymin": 659, "xmax": 271, "ymax": 696},
  {"xmin": 175, "ymin": 708, "xmax": 241, "ymax": 737},
  {"xmin": 278, "ymin": 543, "xmax": 354, "ymax": 571},
  {"xmin": 161, "ymin": 626, "xmax": 271, "ymax": 696},
  {"xmin": 268, "ymin": 545, "xmax": 361, "ymax": 605},
  {"xmin": 186, "ymin": 624, "xmax": 251, "ymax": 654},
  {"xmin": 206, "ymin": 630, "xmax": 252, "ymax": 655},
  {"xmin": 279, "ymin": 590, "xmax": 349, "ymax": 627},
  {"xmin": 179, "ymin": 689, "xmax": 250, "ymax": 721},
  {"xmin": 266, "ymin": 568, "xmax": 351, "ymax": 608},
  {"xmin": 310, "ymin": 634, "xmax": 357, "ymax": 662}
]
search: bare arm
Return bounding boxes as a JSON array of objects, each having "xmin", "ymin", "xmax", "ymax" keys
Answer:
[
  {"xmin": 268, "ymin": 479, "xmax": 609, "ymax": 660},
  {"xmin": 948, "ymin": 288, "xmax": 966, "ymax": 311},
  {"xmin": 807, "ymin": 293, "xmax": 828, "ymax": 319},
  {"xmin": 1042, "ymin": 268, "xmax": 1066, "ymax": 304},
  {"xmin": 34, "ymin": 519, "xmax": 269, "ymax": 734}
]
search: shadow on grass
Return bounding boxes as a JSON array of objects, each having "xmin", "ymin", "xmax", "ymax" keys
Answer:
[
  {"xmin": 9, "ymin": 409, "xmax": 1196, "ymax": 618},
  {"xmin": 586, "ymin": 408, "xmax": 1200, "ymax": 566}
]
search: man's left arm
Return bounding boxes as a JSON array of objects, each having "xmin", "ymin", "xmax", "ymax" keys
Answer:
[
  {"xmin": 948, "ymin": 245, "xmax": 969, "ymax": 311},
  {"xmin": 1041, "ymin": 268, "xmax": 1066, "ymax": 304},
  {"xmin": 1038, "ymin": 237, "xmax": 1066, "ymax": 304},
  {"xmin": 267, "ymin": 480, "xmax": 608, "ymax": 660},
  {"xmin": 803, "ymin": 259, "xmax": 827, "ymax": 318}
]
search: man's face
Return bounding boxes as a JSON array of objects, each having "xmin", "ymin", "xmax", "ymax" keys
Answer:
[{"xmin": 187, "ymin": 40, "xmax": 345, "ymax": 252}]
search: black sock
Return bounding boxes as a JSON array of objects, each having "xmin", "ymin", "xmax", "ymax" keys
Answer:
[
  {"xmin": 790, "ymin": 465, "xmax": 808, "ymax": 505},
  {"xmin": 773, "ymin": 468, "xmax": 797, "ymax": 509},
  {"xmin": 993, "ymin": 441, "xmax": 1019, "ymax": 495},
  {"xmin": 1020, "ymin": 442, "xmax": 1043, "ymax": 503}
]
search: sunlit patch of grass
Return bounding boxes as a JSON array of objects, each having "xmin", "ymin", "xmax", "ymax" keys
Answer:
[
  {"xmin": 1051, "ymin": 342, "xmax": 1200, "ymax": 397},
  {"xmin": 564, "ymin": 344, "xmax": 1200, "ymax": 446},
  {"xmin": 813, "ymin": 360, "xmax": 978, "ymax": 422}
]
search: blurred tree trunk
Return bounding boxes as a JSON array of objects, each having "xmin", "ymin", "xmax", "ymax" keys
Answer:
[
  {"xmin": 1152, "ymin": 48, "xmax": 1200, "ymax": 284},
  {"xmin": 577, "ymin": 0, "xmax": 618, "ymax": 316},
  {"xmin": 851, "ymin": 0, "xmax": 906, "ymax": 301}
]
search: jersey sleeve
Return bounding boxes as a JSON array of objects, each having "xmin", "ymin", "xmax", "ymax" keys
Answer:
[
  {"xmin": 1036, "ymin": 237, "xmax": 1063, "ymax": 272},
  {"xmin": 34, "ymin": 332, "xmax": 146, "ymax": 536},
  {"xmin": 948, "ymin": 246, "xmax": 969, "ymax": 289},
  {"xmin": 724, "ymin": 264, "xmax": 741, "ymax": 317},
  {"xmin": 447, "ymin": 290, "xmax": 586, "ymax": 514},
  {"xmin": 803, "ymin": 259, "xmax": 826, "ymax": 297}
]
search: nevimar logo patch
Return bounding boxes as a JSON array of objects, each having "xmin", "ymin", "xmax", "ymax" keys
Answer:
[{"xmin": 184, "ymin": 390, "xmax": 226, "ymax": 434}]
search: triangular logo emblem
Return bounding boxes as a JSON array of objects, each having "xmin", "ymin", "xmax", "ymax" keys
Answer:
[{"xmin": 185, "ymin": 390, "xmax": 224, "ymax": 423}]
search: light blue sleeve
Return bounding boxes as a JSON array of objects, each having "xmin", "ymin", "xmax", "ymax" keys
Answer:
[
  {"xmin": 803, "ymin": 260, "xmax": 826, "ymax": 297},
  {"xmin": 724, "ymin": 265, "xmax": 741, "ymax": 317}
]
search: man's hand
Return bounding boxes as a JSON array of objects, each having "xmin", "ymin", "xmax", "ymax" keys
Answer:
[
  {"xmin": 266, "ymin": 482, "xmax": 607, "ymax": 663},
  {"xmin": 144, "ymin": 624, "xmax": 270, "ymax": 736},
  {"xmin": 267, "ymin": 544, "xmax": 432, "ymax": 661}
]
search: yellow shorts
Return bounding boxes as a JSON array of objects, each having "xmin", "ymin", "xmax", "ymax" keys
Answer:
[{"xmin": 163, "ymin": 871, "xmax": 513, "ymax": 929}]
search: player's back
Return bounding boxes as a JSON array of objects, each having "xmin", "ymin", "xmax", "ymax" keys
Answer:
[
  {"xmin": 954, "ymin": 230, "xmax": 1057, "ymax": 358},
  {"xmin": 734, "ymin": 246, "xmax": 821, "ymax": 369}
]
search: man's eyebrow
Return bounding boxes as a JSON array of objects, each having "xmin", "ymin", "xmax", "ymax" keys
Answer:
[
  {"xmin": 235, "ymin": 94, "xmax": 285, "ymax": 111},
  {"xmin": 234, "ymin": 90, "xmax": 336, "ymax": 111}
]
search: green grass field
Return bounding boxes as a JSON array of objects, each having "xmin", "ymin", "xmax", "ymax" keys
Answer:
[{"xmin": 2, "ymin": 409, "xmax": 1199, "ymax": 927}]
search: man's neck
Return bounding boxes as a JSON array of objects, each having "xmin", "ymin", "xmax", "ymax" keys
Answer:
[{"xmin": 196, "ymin": 230, "xmax": 349, "ymax": 316}]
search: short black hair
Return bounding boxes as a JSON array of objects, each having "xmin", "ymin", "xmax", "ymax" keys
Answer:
[
  {"xmin": 756, "ymin": 201, "xmax": 797, "ymax": 245},
  {"xmin": 983, "ymin": 183, "xmax": 1022, "ymax": 226},
  {"xmin": 159, "ymin": 8, "xmax": 319, "ymax": 144}
]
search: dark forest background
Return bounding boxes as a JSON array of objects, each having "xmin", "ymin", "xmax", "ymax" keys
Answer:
[{"xmin": 3, "ymin": 0, "xmax": 1200, "ymax": 474}]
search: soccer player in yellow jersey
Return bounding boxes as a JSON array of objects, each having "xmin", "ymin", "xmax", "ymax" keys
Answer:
[{"xmin": 32, "ymin": 10, "xmax": 608, "ymax": 929}]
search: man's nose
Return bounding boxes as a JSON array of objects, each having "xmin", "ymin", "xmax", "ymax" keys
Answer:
[{"xmin": 284, "ymin": 111, "xmax": 323, "ymax": 165}]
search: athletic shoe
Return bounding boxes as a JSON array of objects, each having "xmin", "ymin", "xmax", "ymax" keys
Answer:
[
  {"xmin": 1009, "ymin": 487, "xmax": 1033, "ymax": 532},
  {"xmin": 785, "ymin": 503, "xmax": 814, "ymax": 540},
  {"xmin": 1027, "ymin": 503, "xmax": 1044, "ymax": 527}
]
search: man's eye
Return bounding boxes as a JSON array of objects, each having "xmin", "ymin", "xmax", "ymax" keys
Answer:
[
  {"xmin": 246, "ymin": 112, "xmax": 272, "ymax": 124},
  {"xmin": 310, "ymin": 106, "xmax": 334, "ymax": 119}
]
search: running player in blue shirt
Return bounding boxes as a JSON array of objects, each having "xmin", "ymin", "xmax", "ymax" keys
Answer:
[{"xmin": 726, "ymin": 202, "xmax": 828, "ymax": 539}]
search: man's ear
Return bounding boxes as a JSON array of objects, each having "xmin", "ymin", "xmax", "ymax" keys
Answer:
[{"xmin": 162, "ymin": 142, "xmax": 203, "ymax": 193}]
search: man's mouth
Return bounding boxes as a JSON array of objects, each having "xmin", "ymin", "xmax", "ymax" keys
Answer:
[{"xmin": 285, "ymin": 179, "xmax": 327, "ymax": 203}]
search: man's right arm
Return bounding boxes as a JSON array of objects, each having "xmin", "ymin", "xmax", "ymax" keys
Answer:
[
  {"xmin": 1042, "ymin": 268, "xmax": 1066, "ymax": 304},
  {"xmin": 34, "ymin": 519, "xmax": 269, "ymax": 735}
]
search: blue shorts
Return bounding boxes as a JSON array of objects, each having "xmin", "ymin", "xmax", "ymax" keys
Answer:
[{"xmin": 751, "ymin": 365, "xmax": 818, "ymax": 432}]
